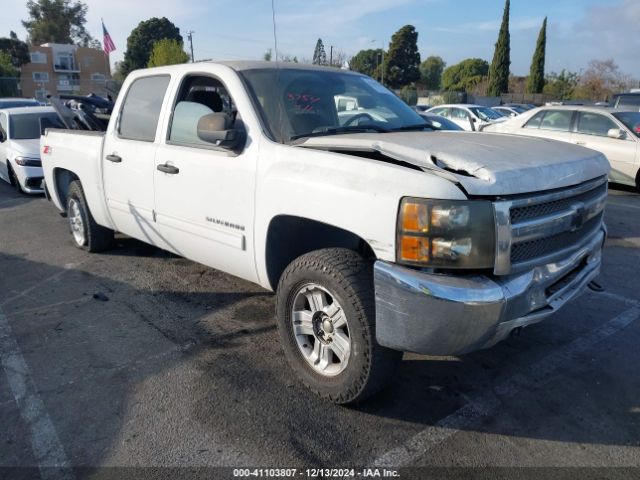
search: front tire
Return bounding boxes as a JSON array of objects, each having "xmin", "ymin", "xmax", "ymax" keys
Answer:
[
  {"xmin": 66, "ymin": 180, "xmax": 114, "ymax": 252},
  {"xmin": 276, "ymin": 248, "xmax": 401, "ymax": 404}
]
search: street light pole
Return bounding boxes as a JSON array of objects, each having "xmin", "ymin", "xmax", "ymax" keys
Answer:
[{"xmin": 187, "ymin": 31, "xmax": 195, "ymax": 62}]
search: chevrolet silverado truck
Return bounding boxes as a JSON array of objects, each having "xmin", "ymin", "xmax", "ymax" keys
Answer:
[{"xmin": 41, "ymin": 62, "xmax": 609, "ymax": 403}]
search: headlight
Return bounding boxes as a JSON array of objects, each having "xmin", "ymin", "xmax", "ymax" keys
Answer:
[
  {"xmin": 397, "ymin": 198, "xmax": 496, "ymax": 269},
  {"xmin": 14, "ymin": 156, "xmax": 41, "ymax": 167}
]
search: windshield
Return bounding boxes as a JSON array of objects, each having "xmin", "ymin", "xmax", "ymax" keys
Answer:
[
  {"xmin": 612, "ymin": 112, "xmax": 640, "ymax": 138},
  {"xmin": 239, "ymin": 68, "xmax": 426, "ymax": 142},
  {"xmin": 0, "ymin": 99, "xmax": 40, "ymax": 109},
  {"xmin": 469, "ymin": 106, "xmax": 504, "ymax": 121},
  {"xmin": 9, "ymin": 112, "xmax": 64, "ymax": 139}
]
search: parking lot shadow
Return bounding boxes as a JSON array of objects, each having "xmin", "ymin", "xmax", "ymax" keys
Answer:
[{"xmin": 0, "ymin": 247, "xmax": 638, "ymax": 469}]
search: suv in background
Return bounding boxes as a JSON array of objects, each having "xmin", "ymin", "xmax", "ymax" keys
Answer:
[{"xmin": 611, "ymin": 93, "xmax": 640, "ymax": 110}]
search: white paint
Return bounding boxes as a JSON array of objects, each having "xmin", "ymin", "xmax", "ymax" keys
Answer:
[
  {"xmin": 374, "ymin": 304, "xmax": 640, "ymax": 467},
  {"xmin": 0, "ymin": 308, "xmax": 74, "ymax": 480}
]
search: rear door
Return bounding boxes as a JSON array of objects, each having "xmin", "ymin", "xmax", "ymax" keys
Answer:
[
  {"xmin": 571, "ymin": 111, "xmax": 637, "ymax": 184},
  {"xmin": 102, "ymin": 74, "xmax": 173, "ymax": 247}
]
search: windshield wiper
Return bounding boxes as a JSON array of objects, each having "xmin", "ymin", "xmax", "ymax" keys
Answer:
[
  {"xmin": 290, "ymin": 124, "xmax": 390, "ymax": 141},
  {"xmin": 390, "ymin": 123, "xmax": 435, "ymax": 132}
]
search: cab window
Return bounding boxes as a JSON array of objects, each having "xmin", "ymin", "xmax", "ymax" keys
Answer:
[
  {"xmin": 118, "ymin": 75, "xmax": 170, "ymax": 142},
  {"xmin": 167, "ymin": 75, "xmax": 239, "ymax": 148}
]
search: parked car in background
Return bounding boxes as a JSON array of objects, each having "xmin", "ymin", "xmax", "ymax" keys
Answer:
[
  {"xmin": 426, "ymin": 104, "xmax": 507, "ymax": 131},
  {"xmin": 503, "ymin": 103, "xmax": 536, "ymax": 111},
  {"xmin": 484, "ymin": 106, "xmax": 640, "ymax": 190},
  {"xmin": 610, "ymin": 93, "xmax": 640, "ymax": 110},
  {"xmin": 493, "ymin": 105, "xmax": 526, "ymax": 117},
  {"xmin": 0, "ymin": 98, "xmax": 41, "ymax": 109},
  {"xmin": 0, "ymin": 106, "xmax": 65, "ymax": 193},
  {"xmin": 417, "ymin": 112, "xmax": 463, "ymax": 131}
]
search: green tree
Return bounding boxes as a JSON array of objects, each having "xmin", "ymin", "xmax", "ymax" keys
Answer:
[
  {"xmin": 542, "ymin": 69, "xmax": 579, "ymax": 100},
  {"xmin": 121, "ymin": 17, "xmax": 182, "ymax": 76},
  {"xmin": 419, "ymin": 56, "xmax": 445, "ymax": 90},
  {"xmin": 0, "ymin": 51, "xmax": 20, "ymax": 96},
  {"xmin": 349, "ymin": 48, "xmax": 384, "ymax": 79},
  {"xmin": 263, "ymin": 48, "xmax": 272, "ymax": 61},
  {"xmin": 399, "ymin": 85, "xmax": 417, "ymax": 105},
  {"xmin": 385, "ymin": 25, "xmax": 420, "ymax": 88},
  {"xmin": 312, "ymin": 38, "xmax": 327, "ymax": 65},
  {"xmin": 0, "ymin": 34, "xmax": 30, "ymax": 68},
  {"xmin": 487, "ymin": 0, "xmax": 511, "ymax": 96},
  {"xmin": 442, "ymin": 58, "xmax": 489, "ymax": 92},
  {"xmin": 147, "ymin": 39, "xmax": 189, "ymax": 67},
  {"xmin": 22, "ymin": 0, "xmax": 95, "ymax": 46},
  {"xmin": 526, "ymin": 17, "xmax": 547, "ymax": 94}
]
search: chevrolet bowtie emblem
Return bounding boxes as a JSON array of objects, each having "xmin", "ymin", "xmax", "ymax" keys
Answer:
[{"xmin": 569, "ymin": 201, "xmax": 587, "ymax": 232}]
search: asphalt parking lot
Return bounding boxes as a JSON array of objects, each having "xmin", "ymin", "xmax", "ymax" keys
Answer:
[{"xmin": 1, "ymin": 180, "xmax": 639, "ymax": 479}]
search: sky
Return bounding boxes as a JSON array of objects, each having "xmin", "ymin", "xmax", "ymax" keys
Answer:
[{"xmin": 1, "ymin": 0, "xmax": 639, "ymax": 79}]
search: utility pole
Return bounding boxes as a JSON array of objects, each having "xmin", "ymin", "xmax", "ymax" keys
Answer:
[{"xmin": 187, "ymin": 31, "xmax": 195, "ymax": 62}]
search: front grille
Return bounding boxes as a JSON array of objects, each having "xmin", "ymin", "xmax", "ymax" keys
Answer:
[
  {"xmin": 510, "ymin": 213, "xmax": 602, "ymax": 263},
  {"xmin": 511, "ymin": 182, "xmax": 607, "ymax": 223},
  {"xmin": 494, "ymin": 176, "xmax": 607, "ymax": 275}
]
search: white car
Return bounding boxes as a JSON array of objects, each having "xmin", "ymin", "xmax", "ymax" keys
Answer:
[
  {"xmin": 426, "ymin": 104, "xmax": 507, "ymax": 131},
  {"xmin": 484, "ymin": 106, "xmax": 640, "ymax": 190},
  {"xmin": 0, "ymin": 106, "xmax": 63, "ymax": 193}
]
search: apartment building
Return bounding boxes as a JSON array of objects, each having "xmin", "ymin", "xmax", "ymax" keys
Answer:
[{"xmin": 20, "ymin": 43, "xmax": 111, "ymax": 101}]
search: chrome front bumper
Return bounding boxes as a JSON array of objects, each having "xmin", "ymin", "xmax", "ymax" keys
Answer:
[{"xmin": 374, "ymin": 228, "xmax": 605, "ymax": 356}]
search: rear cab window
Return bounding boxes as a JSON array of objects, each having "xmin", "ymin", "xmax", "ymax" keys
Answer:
[{"xmin": 118, "ymin": 75, "xmax": 171, "ymax": 141}]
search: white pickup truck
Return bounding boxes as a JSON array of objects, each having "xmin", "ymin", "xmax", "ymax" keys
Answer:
[{"xmin": 41, "ymin": 62, "xmax": 609, "ymax": 403}]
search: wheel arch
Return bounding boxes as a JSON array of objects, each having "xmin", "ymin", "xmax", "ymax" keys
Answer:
[
  {"xmin": 265, "ymin": 215, "xmax": 376, "ymax": 291},
  {"xmin": 52, "ymin": 168, "xmax": 79, "ymax": 214}
]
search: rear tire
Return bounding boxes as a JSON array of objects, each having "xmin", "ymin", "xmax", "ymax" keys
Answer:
[
  {"xmin": 276, "ymin": 248, "xmax": 401, "ymax": 404},
  {"xmin": 66, "ymin": 180, "xmax": 114, "ymax": 252}
]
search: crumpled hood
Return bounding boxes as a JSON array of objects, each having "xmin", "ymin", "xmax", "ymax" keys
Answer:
[
  {"xmin": 8, "ymin": 139, "xmax": 41, "ymax": 159},
  {"xmin": 298, "ymin": 131, "xmax": 610, "ymax": 196}
]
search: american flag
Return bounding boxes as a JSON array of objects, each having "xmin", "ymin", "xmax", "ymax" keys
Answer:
[{"xmin": 102, "ymin": 20, "xmax": 116, "ymax": 55}]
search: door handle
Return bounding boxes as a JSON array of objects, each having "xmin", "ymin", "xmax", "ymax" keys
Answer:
[
  {"xmin": 157, "ymin": 163, "xmax": 179, "ymax": 174},
  {"xmin": 106, "ymin": 154, "xmax": 122, "ymax": 163}
]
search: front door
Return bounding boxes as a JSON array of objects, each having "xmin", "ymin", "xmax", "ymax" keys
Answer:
[
  {"xmin": 571, "ymin": 111, "xmax": 638, "ymax": 185},
  {"xmin": 153, "ymin": 74, "xmax": 258, "ymax": 283}
]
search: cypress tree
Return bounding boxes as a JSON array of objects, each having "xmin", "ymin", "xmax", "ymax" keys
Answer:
[
  {"xmin": 312, "ymin": 39, "xmax": 327, "ymax": 65},
  {"xmin": 487, "ymin": 0, "xmax": 511, "ymax": 96},
  {"xmin": 385, "ymin": 25, "xmax": 421, "ymax": 88},
  {"xmin": 526, "ymin": 17, "xmax": 547, "ymax": 94}
]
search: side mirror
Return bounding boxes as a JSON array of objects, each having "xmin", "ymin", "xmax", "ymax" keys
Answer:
[
  {"xmin": 607, "ymin": 128, "xmax": 626, "ymax": 140},
  {"xmin": 197, "ymin": 113, "xmax": 240, "ymax": 149}
]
